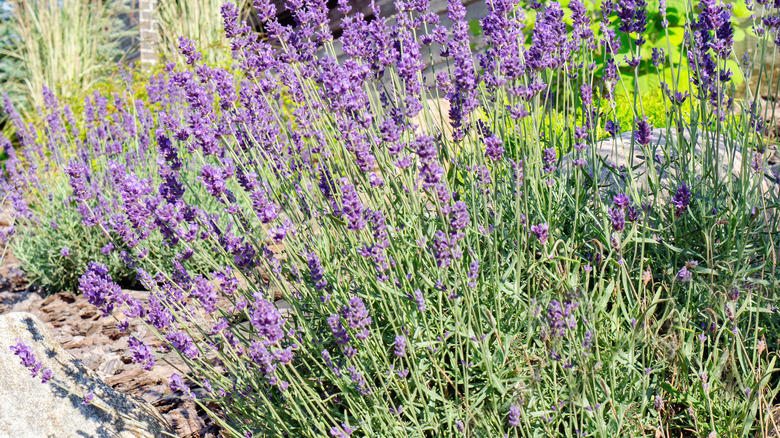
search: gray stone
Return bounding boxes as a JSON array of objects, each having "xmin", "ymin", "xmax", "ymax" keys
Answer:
[
  {"xmin": 560, "ymin": 128, "xmax": 780, "ymax": 199},
  {"xmin": 0, "ymin": 312, "xmax": 174, "ymax": 438}
]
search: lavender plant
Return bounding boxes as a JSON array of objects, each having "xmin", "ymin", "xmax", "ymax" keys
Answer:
[
  {"xmin": 2, "ymin": 81, "xmax": 232, "ymax": 291},
  {"xmin": 3, "ymin": 0, "xmax": 780, "ymax": 436}
]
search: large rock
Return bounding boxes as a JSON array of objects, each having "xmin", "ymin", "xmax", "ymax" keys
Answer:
[
  {"xmin": 0, "ymin": 312, "xmax": 174, "ymax": 438},
  {"xmin": 560, "ymin": 128, "xmax": 780, "ymax": 199}
]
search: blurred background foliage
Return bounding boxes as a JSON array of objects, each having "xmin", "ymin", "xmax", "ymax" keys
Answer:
[
  {"xmin": 156, "ymin": 0, "xmax": 252, "ymax": 66},
  {"xmin": 0, "ymin": 0, "xmax": 255, "ymax": 139},
  {"xmin": 0, "ymin": 0, "xmax": 134, "ymax": 124}
]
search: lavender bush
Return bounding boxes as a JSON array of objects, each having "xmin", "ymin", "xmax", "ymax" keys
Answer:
[
  {"xmin": 3, "ymin": 0, "xmax": 780, "ymax": 436},
  {"xmin": 1, "ymin": 81, "xmax": 233, "ymax": 291}
]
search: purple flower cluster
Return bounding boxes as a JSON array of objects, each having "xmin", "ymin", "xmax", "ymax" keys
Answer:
[
  {"xmin": 341, "ymin": 296, "xmax": 372, "ymax": 340},
  {"xmin": 168, "ymin": 372, "xmax": 191, "ymax": 397},
  {"xmin": 672, "ymin": 182, "xmax": 692, "ymax": 218},
  {"xmin": 340, "ymin": 179, "xmax": 366, "ymax": 231},
  {"xmin": 531, "ymin": 223, "xmax": 550, "ymax": 246},
  {"xmin": 609, "ymin": 208, "xmax": 625, "ymax": 232},
  {"xmin": 479, "ymin": 0, "xmax": 525, "ymax": 87},
  {"xmin": 413, "ymin": 289, "xmax": 426, "ymax": 312},
  {"xmin": 78, "ymin": 262, "xmax": 123, "ymax": 317},
  {"xmin": 10, "ymin": 341, "xmax": 52, "ymax": 383},
  {"xmin": 394, "ymin": 335, "xmax": 407, "ymax": 357},
  {"xmin": 128, "ymin": 335, "xmax": 155, "ymax": 371},
  {"xmin": 166, "ymin": 332, "xmax": 199, "ymax": 359},
  {"xmin": 251, "ymin": 293, "xmax": 287, "ymax": 347},
  {"xmin": 508, "ymin": 403, "xmax": 521, "ymax": 427},
  {"xmin": 677, "ymin": 261, "xmax": 698, "ymax": 283},
  {"xmin": 609, "ymin": 193, "xmax": 641, "ymax": 230},
  {"xmin": 483, "ymin": 135, "xmax": 505, "ymax": 161},
  {"xmin": 634, "ymin": 118, "xmax": 653, "ymax": 146},
  {"xmin": 306, "ymin": 251, "xmax": 330, "ymax": 296},
  {"xmin": 545, "ymin": 300, "xmax": 579, "ymax": 337}
]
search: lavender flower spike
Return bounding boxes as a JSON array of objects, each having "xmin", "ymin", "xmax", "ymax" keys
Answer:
[
  {"xmin": 671, "ymin": 182, "xmax": 692, "ymax": 218},
  {"xmin": 78, "ymin": 262, "xmax": 123, "ymax": 317},
  {"xmin": 530, "ymin": 223, "xmax": 550, "ymax": 246},
  {"xmin": 508, "ymin": 403, "xmax": 521, "ymax": 427}
]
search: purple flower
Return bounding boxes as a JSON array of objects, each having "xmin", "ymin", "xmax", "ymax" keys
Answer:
[
  {"xmin": 394, "ymin": 335, "xmax": 407, "ymax": 357},
  {"xmin": 101, "ymin": 242, "xmax": 114, "ymax": 255},
  {"xmin": 671, "ymin": 182, "xmax": 692, "ymax": 218},
  {"xmin": 166, "ymin": 332, "xmax": 199, "ymax": 359},
  {"xmin": 199, "ymin": 164, "xmax": 230, "ymax": 198},
  {"xmin": 484, "ymin": 134, "xmax": 505, "ymax": 161},
  {"xmin": 431, "ymin": 230, "xmax": 461, "ymax": 268},
  {"xmin": 330, "ymin": 423, "xmax": 355, "ymax": 437},
  {"xmin": 82, "ymin": 391, "xmax": 94, "ymax": 405},
  {"xmin": 128, "ymin": 335, "xmax": 155, "ymax": 371},
  {"xmin": 613, "ymin": 194, "xmax": 631, "ymax": 209},
  {"xmin": 479, "ymin": 0, "xmax": 525, "ymax": 85},
  {"xmin": 626, "ymin": 205, "xmax": 641, "ymax": 222},
  {"xmin": 467, "ymin": 260, "xmax": 479, "ymax": 288},
  {"xmin": 508, "ymin": 403, "xmax": 521, "ymax": 427},
  {"xmin": 340, "ymin": 179, "xmax": 366, "ymax": 231},
  {"xmin": 605, "ymin": 120, "xmax": 620, "ymax": 137},
  {"xmin": 530, "ymin": 223, "xmax": 550, "ymax": 246},
  {"xmin": 249, "ymin": 341, "xmax": 278, "ymax": 374},
  {"xmin": 251, "ymin": 294, "xmax": 286, "ymax": 345},
  {"xmin": 615, "ymin": 0, "xmax": 648, "ymax": 37},
  {"xmin": 448, "ymin": 201, "xmax": 470, "ymax": 231},
  {"xmin": 582, "ymin": 330, "xmax": 594, "ymax": 348},
  {"xmin": 545, "ymin": 299, "xmax": 579, "ymax": 337},
  {"xmin": 177, "ymin": 40, "xmax": 207, "ymax": 71},
  {"xmin": 525, "ymin": 2, "xmax": 567, "ymax": 72},
  {"xmin": 221, "ymin": 2, "xmax": 249, "ymax": 39},
  {"xmin": 634, "ymin": 117, "xmax": 653, "ymax": 146},
  {"xmin": 60, "ymin": 247, "xmax": 70, "ymax": 257},
  {"xmin": 652, "ymin": 47, "xmax": 665, "ymax": 67},
  {"xmin": 10, "ymin": 341, "xmax": 43, "ymax": 378},
  {"xmin": 40, "ymin": 368, "xmax": 52, "ymax": 384},
  {"xmin": 543, "ymin": 148, "xmax": 557, "ymax": 173},
  {"xmin": 250, "ymin": 188, "xmax": 280, "ymax": 224},
  {"xmin": 580, "ymin": 84, "xmax": 593, "ymax": 107},
  {"xmin": 677, "ymin": 266, "xmax": 693, "ymax": 283},
  {"xmin": 190, "ymin": 275, "xmax": 218, "ymax": 314},
  {"xmin": 341, "ymin": 296, "xmax": 372, "ymax": 340},
  {"xmin": 609, "ymin": 208, "xmax": 625, "ymax": 232},
  {"xmin": 328, "ymin": 314, "xmax": 350, "ymax": 346},
  {"xmin": 168, "ymin": 373, "xmax": 191, "ymax": 396},
  {"xmin": 413, "ymin": 289, "xmax": 426, "ymax": 312},
  {"xmin": 348, "ymin": 366, "xmax": 371, "ymax": 395},
  {"xmin": 65, "ymin": 161, "xmax": 92, "ymax": 203},
  {"xmin": 445, "ymin": 0, "xmax": 481, "ymax": 140},
  {"xmin": 78, "ymin": 262, "xmax": 123, "ymax": 317},
  {"xmin": 415, "ymin": 136, "xmax": 438, "ymax": 162},
  {"xmin": 659, "ymin": 0, "xmax": 668, "ymax": 25},
  {"xmin": 306, "ymin": 251, "xmax": 329, "ymax": 293}
]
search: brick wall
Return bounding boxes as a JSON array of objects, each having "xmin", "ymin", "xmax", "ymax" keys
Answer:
[{"xmin": 139, "ymin": 0, "xmax": 158, "ymax": 64}]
